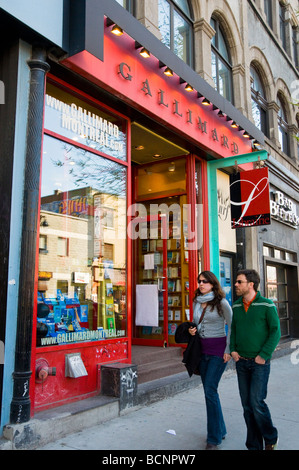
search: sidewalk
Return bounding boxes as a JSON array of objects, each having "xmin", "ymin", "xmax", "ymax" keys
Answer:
[{"xmin": 36, "ymin": 352, "xmax": 299, "ymax": 451}]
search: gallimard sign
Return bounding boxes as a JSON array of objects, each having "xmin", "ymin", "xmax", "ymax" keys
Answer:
[
  {"xmin": 270, "ymin": 191, "xmax": 299, "ymax": 229},
  {"xmin": 62, "ymin": 28, "xmax": 253, "ymax": 159}
]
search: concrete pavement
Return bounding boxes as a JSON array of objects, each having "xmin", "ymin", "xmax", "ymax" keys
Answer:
[{"xmin": 36, "ymin": 353, "xmax": 299, "ymax": 451}]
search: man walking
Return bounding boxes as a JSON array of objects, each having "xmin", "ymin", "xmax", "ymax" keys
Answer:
[{"xmin": 230, "ymin": 269, "xmax": 281, "ymax": 450}]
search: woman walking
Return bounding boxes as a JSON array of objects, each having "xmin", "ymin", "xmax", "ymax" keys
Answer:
[{"xmin": 189, "ymin": 271, "xmax": 232, "ymax": 450}]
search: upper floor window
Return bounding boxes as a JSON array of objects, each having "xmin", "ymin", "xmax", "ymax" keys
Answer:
[
  {"xmin": 115, "ymin": 0, "xmax": 134, "ymax": 15},
  {"xmin": 293, "ymin": 27, "xmax": 298, "ymax": 67},
  {"xmin": 210, "ymin": 16, "xmax": 233, "ymax": 103},
  {"xmin": 250, "ymin": 65, "xmax": 268, "ymax": 136},
  {"xmin": 158, "ymin": 0, "xmax": 194, "ymax": 67},
  {"xmin": 279, "ymin": 2, "xmax": 287, "ymax": 51},
  {"xmin": 277, "ymin": 96, "xmax": 289, "ymax": 155},
  {"xmin": 264, "ymin": 0, "xmax": 273, "ymax": 29}
]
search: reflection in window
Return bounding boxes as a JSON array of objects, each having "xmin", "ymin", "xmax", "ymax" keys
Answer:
[
  {"xmin": 158, "ymin": 0, "xmax": 193, "ymax": 66},
  {"xmin": 45, "ymin": 82, "xmax": 128, "ymax": 162},
  {"xmin": 250, "ymin": 65, "xmax": 268, "ymax": 135},
  {"xmin": 37, "ymin": 134, "xmax": 127, "ymax": 347},
  {"xmin": 57, "ymin": 237, "xmax": 69, "ymax": 257},
  {"xmin": 210, "ymin": 17, "xmax": 233, "ymax": 103}
]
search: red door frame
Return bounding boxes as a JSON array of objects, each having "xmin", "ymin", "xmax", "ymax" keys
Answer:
[{"xmin": 131, "ymin": 214, "xmax": 169, "ymax": 347}]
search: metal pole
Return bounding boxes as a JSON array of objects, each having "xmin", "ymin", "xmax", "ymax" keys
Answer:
[{"xmin": 10, "ymin": 47, "xmax": 49, "ymax": 424}]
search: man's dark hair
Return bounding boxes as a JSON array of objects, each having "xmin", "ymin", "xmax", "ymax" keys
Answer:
[{"xmin": 237, "ymin": 269, "xmax": 260, "ymax": 292}]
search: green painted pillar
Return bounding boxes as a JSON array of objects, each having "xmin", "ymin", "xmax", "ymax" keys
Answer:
[{"xmin": 207, "ymin": 150, "xmax": 268, "ymax": 279}]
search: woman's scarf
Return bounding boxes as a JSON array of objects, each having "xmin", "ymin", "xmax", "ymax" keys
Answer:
[{"xmin": 193, "ymin": 291, "xmax": 215, "ymax": 327}]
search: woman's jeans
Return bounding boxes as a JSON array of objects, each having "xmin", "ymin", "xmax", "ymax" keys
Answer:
[
  {"xmin": 236, "ymin": 358, "xmax": 278, "ymax": 450},
  {"xmin": 200, "ymin": 354, "xmax": 227, "ymax": 445}
]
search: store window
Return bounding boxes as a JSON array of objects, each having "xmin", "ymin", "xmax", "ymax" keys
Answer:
[
  {"xmin": 158, "ymin": 0, "xmax": 194, "ymax": 66},
  {"xmin": 137, "ymin": 158, "xmax": 186, "ymax": 200},
  {"xmin": 277, "ymin": 95, "xmax": 289, "ymax": 156},
  {"xmin": 37, "ymin": 81, "xmax": 128, "ymax": 347},
  {"xmin": 266, "ymin": 264, "xmax": 289, "ymax": 337},
  {"xmin": 210, "ymin": 16, "xmax": 233, "ymax": 103},
  {"xmin": 250, "ymin": 65, "xmax": 268, "ymax": 136}
]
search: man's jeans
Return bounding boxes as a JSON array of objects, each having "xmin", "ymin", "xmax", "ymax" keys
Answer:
[
  {"xmin": 236, "ymin": 358, "xmax": 278, "ymax": 450},
  {"xmin": 200, "ymin": 354, "xmax": 227, "ymax": 445}
]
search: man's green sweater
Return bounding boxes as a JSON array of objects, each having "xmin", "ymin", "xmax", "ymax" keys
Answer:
[{"xmin": 230, "ymin": 291, "xmax": 281, "ymax": 360}]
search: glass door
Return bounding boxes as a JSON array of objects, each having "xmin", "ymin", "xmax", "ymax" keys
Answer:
[{"xmin": 132, "ymin": 214, "xmax": 169, "ymax": 346}]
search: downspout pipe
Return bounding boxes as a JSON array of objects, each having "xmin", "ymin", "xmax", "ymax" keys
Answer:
[{"xmin": 10, "ymin": 47, "xmax": 49, "ymax": 424}]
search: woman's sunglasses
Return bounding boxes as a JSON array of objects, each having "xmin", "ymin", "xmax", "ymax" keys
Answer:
[{"xmin": 198, "ymin": 279, "xmax": 209, "ymax": 284}]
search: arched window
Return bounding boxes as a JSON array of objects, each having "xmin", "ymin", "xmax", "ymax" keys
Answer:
[
  {"xmin": 210, "ymin": 16, "xmax": 233, "ymax": 103},
  {"xmin": 158, "ymin": 0, "xmax": 194, "ymax": 66},
  {"xmin": 250, "ymin": 65, "xmax": 268, "ymax": 136},
  {"xmin": 277, "ymin": 96, "xmax": 289, "ymax": 155}
]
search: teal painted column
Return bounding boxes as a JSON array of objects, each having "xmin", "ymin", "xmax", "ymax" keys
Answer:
[{"xmin": 207, "ymin": 150, "xmax": 268, "ymax": 279}]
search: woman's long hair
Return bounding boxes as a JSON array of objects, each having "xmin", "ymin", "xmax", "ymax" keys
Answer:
[{"xmin": 193, "ymin": 270, "xmax": 225, "ymax": 316}]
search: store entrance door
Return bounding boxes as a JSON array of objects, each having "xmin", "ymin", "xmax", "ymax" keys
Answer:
[{"xmin": 132, "ymin": 214, "xmax": 169, "ymax": 346}]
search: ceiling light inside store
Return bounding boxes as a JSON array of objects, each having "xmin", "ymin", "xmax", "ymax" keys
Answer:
[{"xmin": 168, "ymin": 162, "xmax": 175, "ymax": 172}]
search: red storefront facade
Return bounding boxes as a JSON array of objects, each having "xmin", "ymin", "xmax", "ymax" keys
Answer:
[{"xmin": 30, "ymin": 8, "xmax": 261, "ymax": 413}]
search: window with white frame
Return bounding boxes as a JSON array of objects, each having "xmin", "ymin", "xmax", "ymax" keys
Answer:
[
  {"xmin": 250, "ymin": 65, "xmax": 268, "ymax": 136},
  {"xmin": 158, "ymin": 0, "xmax": 194, "ymax": 66},
  {"xmin": 279, "ymin": 2, "xmax": 287, "ymax": 51},
  {"xmin": 277, "ymin": 95, "xmax": 289, "ymax": 155},
  {"xmin": 264, "ymin": 0, "xmax": 273, "ymax": 29},
  {"xmin": 210, "ymin": 16, "xmax": 233, "ymax": 103}
]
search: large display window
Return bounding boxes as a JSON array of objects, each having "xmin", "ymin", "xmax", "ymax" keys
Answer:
[{"xmin": 37, "ymin": 80, "xmax": 129, "ymax": 347}]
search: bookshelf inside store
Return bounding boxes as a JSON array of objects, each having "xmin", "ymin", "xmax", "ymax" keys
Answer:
[{"xmin": 135, "ymin": 195, "xmax": 190, "ymax": 345}]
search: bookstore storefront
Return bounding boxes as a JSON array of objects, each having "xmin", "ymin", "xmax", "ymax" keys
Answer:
[
  {"xmin": 33, "ymin": 77, "xmax": 131, "ymax": 411},
  {"xmin": 31, "ymin": 16, "xmax": 255, "ymax": 412}
]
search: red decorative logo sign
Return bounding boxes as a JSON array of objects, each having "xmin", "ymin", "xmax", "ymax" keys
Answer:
[{"xmin": 229, "ymin": 167, "xmax": 271, "ymax": 228}]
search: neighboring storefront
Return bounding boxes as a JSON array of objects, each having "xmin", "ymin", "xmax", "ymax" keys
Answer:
[{"xmin": 258, "ymin": 157, "xmax": 299, "ymax": 339}]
